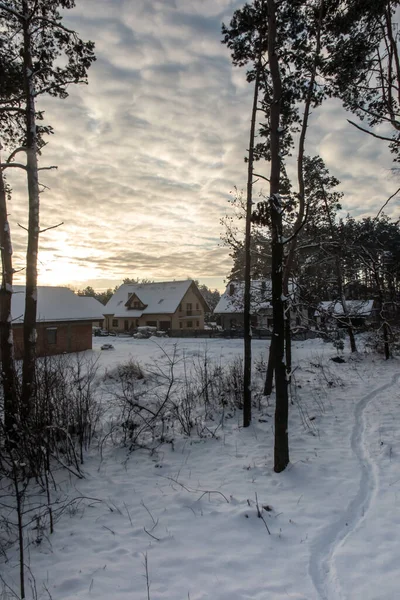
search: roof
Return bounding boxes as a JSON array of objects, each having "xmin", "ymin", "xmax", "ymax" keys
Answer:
[
  {"xmin": 78, "ymin": 295, "xmax": 106, "ymax": 314},
  {"xmin": 315, "ymin": 300, "xmax": 375, "ymax": 317},
  {"xmin": 11, "ymin": 286, "xmax": 105, "ymax": 324},
  {"xmin": 214, "ymin": 280, "xmax": 296, "ymax": 314},
  {"xmin": 104, "ymin": 280, "xmax": 196, "ymax": 318}
]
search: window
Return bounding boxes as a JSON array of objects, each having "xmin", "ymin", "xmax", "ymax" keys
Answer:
[
  {"xmin": 186, "ymin": 321, "xmax": 193, "ymax": 328},
  {"xmin": 146, "ymin": 321, "xmax": 157, "ymax": 327},
  {"xmin": 112, "ymin": 319, "xmax": 118, "ymax": 327},
  {"xmin": 187, "ymin": 303, "xmax": 192, "ymax": 316},
  {"xmin": 196, "ymin": 303, "xmax": 199, "ymax": 310},
  {"xmin": 133, "ymin": 301, "xmax": 141, "ymax": 309},
  {"xmin": 46, "ymin": 327, "xmax": 57, "ymax": 345},
  {"xmin": 179, "ymin": 322, "xmax": 183, "ymax": 329},
  {"xmin": 179, "ymin": 303, "xmax": 182, "ymax": 311},
  {"xmin": 196, "ymin": 321, "xmax": 199, "ymax": 327}
]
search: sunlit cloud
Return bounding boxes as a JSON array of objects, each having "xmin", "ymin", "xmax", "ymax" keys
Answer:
[{"xmin": 5, "ymin": 0, "xmax": 400, "ymax": 293}]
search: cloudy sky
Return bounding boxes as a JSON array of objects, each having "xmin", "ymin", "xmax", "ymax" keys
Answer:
[{"xmin": 7, "ymin": 0, "xmax": 400, "ymax": 292}]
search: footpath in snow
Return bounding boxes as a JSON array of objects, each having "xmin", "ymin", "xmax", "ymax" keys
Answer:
[{"xmin": 0, "ymin": 336, "xmax": 399, "ymax": 600}]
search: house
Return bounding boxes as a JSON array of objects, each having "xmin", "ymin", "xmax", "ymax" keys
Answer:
[
  {"xmin": 78, "ymin": 295, "xmax": 105, "ymax": 328},
  {"xmin": 103, "ymin": 280, "xmax": 209, "ymax": 333},
  {"xmin": 10, "ymin": 286, "xmax": 105, "ymax": 358},
  {"xmin": 315, "ymin": 300, "xmax": 376, "ymax": 328},
  {"xmin": 214, "ymin": 280, "xmax": 306, "ymax": 330}
]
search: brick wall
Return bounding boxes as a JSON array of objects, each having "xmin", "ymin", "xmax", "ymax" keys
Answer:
[{"xmin": 12, "ymin": 321, "xmax": 94, "ymax": 359}]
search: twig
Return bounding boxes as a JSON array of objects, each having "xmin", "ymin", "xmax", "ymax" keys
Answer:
[
  {"xmin": 255, "ymin": 492, "xmax": 271, "ymax": 534},
  {"xmin": 143, "ymin": 526, "xmax": 160, "ymax": 542},
  {"xmin": 143, "ymin": 553, "xmax": 151, "ymax": 600}
]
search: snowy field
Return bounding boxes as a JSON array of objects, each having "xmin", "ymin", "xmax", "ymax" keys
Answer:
[{"xmin": 1, "ymin": 335, "xmax": 399, "ymax": 600}]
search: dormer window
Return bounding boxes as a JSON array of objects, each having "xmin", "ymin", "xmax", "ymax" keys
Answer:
[{"xmin": 133, "ymin": 301, "xmax": 141, "ymax": 309}]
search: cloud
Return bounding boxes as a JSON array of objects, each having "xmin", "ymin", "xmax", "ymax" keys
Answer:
[{"xmin": 4, "ymin": 0, "xmax": 399, "ymax": 294}]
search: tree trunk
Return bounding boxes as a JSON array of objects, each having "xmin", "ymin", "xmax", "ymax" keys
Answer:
[
  {"xmin": 282, "ymin": 0, "xmax": 324, "ymax": 385},
  {"xmin": 264, "ymin": 336, "xmax": 275, "ymax": 395},
  {"xmin": 243, "ymin": 58, "xmax": 261, "ymax": 428},
  {"xmin": 267, "ymin": 0, "xmax": 289, "ymax": 473},
  {"xmin": 21, "ymin": 5, "xmax": 40, "ymax": 422},
  {"xmin": 318, "ymin": 172, "xmax": 357, "ymax": 353},
  {"xmin": 285, "ymin": 311, "xmax": 292, "ymax": 378},
  {"xmin": 0, "ymin": 160, "xmax": 18, "ymax": 437}
]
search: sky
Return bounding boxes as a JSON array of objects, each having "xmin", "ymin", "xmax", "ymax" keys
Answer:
[{"xmin": 6, "ymin": 0, "xmax": 400, "ymax": 293}]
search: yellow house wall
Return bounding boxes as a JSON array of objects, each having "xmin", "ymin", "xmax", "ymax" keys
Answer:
[{"xmin": 104, "ymin": 284, "xmax": 206, "ymax": 333}]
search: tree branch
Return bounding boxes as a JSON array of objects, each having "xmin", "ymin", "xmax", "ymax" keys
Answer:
[
  {"xmin": 1, "ymin": 163, "xmax": 27, "ymax": 171},
  {"xmin": 347, "ymin": 119, "xmax": 400, "ymax": 144},
  {"xmin": 7, "ymin": 147, "xmax": 27, "ymax": 163},
  {"xmin": 39, "ymin": 222, "xmax": 63, "ymax": 234},
  {"xmin": 374, "ymin": 186, "xmax": 400, "ymax": 220}
]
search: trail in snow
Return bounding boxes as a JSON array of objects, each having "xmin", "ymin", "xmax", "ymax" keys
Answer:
[{"xmin": 309, "ymin": 370, "xmax": 400, "ymax": 600}]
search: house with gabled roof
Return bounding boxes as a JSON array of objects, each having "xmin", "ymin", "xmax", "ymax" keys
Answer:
[
  {"xmin": 315, "ymin": 299, "xmax": 376, "ymax": 328},
  {"xmin": 10, "ymin": 286, "xmax": 104, "ymax": 358},
  {"xmin": 103, "ymin": 280, "xmax": 209, "ymax": 333},
  {"xmin": 214, "ymin": 279, "xmax": 306, "ymax": 330}
]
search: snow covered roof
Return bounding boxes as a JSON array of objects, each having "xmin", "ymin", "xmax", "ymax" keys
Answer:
[
  {"xmin": 315, "ymin": 300, "xmax": 375, "ymax": 317},
  {"xmin": 104, "ymin": 280, "xmax": 195, "ymax": 318},
  {"xmin": 11, "ymin": 286, "xmax": 105, "ymax": 324},
  {"xmin": 78, "ymin": 295, "xmax": 106, "ymax": 315},
  {"xmin": 214, "ymin": 280, "xmax": 297, "ymax": 314}
]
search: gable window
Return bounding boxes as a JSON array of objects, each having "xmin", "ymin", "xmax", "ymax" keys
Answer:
[
  {"xmin": 196, "ymin": 303, "xmax": 199, "ymax": 310},
  {"xmin": 133, "ymin": 301, "xmax": 141, "ymax": 309},
  {"xmin": 186, "ymin": 321, "xmax": 193, "ymax": 328},
  {"xmin": 46, "ymin": 327, "xmax": 57, "ymax": 345},
  {"xmin": 187, "ymin": 303, "xmax": 192, "ymax": 316},
  {"xmin": 112, "ymin": 319, "xmax": 118, "ymax": 327}
]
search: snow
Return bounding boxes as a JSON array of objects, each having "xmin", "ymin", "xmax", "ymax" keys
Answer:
[
  {"xmin": 104, "ymin": 280, "xmax": 196, "ymax": 318},
  {"xmin": 11, "ymin": 286, "xmax": 105, "ymax": 323},
  {"xmin": 1, "ymin": 336, "xmax": 400, "ymax": 600},
  {"xmin": 215, "ymin": 279, "xmax": 296, "ymax": 314},
  {"xmin": 316, "ymin": 300, "xmax": 375, "ymax": 317}
]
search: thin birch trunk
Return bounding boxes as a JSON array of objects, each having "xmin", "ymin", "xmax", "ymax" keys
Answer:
[
  {"xmin": 243, "ymin": 58, "xmax": 262, "ymax": 427},
  {"xmin": 282, "ymin": 0, "xmax": 325, "ymax": 380},
  {"xmin": 0, "ymin": 156, "xmax": 18, "ymax": 437},
  {"xmin": 21, "ymin": 2, "xmax": 40, "ymax": 421}
]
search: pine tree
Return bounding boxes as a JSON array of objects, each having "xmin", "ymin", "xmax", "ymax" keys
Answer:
[{"xmin": 0, "ymin": 0, "xmax": 95, "ymax": 422}]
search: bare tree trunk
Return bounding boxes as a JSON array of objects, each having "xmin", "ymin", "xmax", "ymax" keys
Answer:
[
  {"xmin": 264, "ymin": 336, "xmax": 275, "ymax": 395},
  {"xmin": 0, "ymin": 158, "xmax": 18, "ymax": 437},
  {"xmin": 21, "ymin": 5, "xmax": 40, "ymax": 421},
  {"xmin": 317, "ymin": 172, "xmax": 357, "ymax": 352},
  {"xmin": 267, "ymin": 0, "xmax": 289, "ymax": 473},
  {"xmin": 243, "ymin": 58, "xmax": 262, "ymax": 427},
  {"xmin": 282, "ymin": 0, "xmax": 325, "ymax": 383}
]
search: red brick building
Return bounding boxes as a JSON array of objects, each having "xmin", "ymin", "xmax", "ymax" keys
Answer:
[{"xmin": 10, "ymin": 286, "xmax": 104, "ymax": 359}]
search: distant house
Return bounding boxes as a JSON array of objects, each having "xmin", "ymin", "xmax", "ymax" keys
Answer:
[
  {"xmin": 315, "ymin": 300, "xmax": 376, "ymax": 328},
  {"xmin": 103, "ymin": 280, "xmax": 209, "ymax": 333},
  {"xmin": 214, "ymin": 280, "xmax": 306, "ymax": 330},
  {"xmin": 10, "ymin": 286, "xmax": 105, "ymax": 358},
  {"xmin": 78, "ymin": 296, "xmax": 105, "ymax": 328}
]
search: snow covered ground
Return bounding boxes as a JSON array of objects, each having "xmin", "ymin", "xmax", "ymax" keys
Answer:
[{"xmin": 1, "ymin": 336, "xmax": 399, "ymax": 600}]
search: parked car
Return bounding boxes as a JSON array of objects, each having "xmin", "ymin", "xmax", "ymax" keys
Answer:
[{"xmin": 94, "ymin": 328, "xmax": 116, "ymax": 337}]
